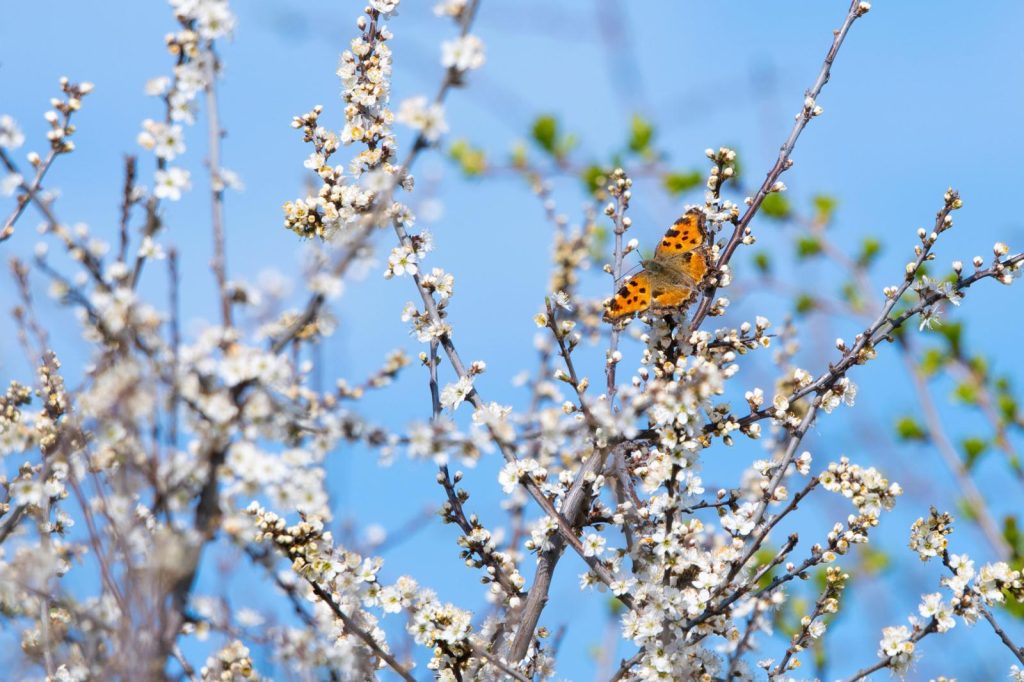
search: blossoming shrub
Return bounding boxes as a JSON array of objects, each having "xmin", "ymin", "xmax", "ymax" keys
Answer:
[{"xmin": 1, "ymin": 1, "xmax": 1023, "ymax": 680}]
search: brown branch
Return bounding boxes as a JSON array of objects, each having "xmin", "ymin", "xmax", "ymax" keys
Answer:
[
  {"xmin": 507, "ymin": 443, "xmax": 622, "ymax": 662},
  {"xmin": 204, "ymin": 44, "xmax": 232, "ymax": 328},
  {"xmin": 1, "ymin": 142, "xmax": 65, "ymax": 242},
  {"xmin": 608, "ymin": 651, "xmax": 643, "ymax": 682},
  {"xmin": 901, "ymin": 345, "xmax": 1010, "ymax": 559},
  {"xmin": 840, "ymin": 618, "xmax": 938, "ymax": 682},
  {"xmin": 723, "ymin": 212, "xmax": 1021, "ymax": 440},
  {"xmin": 689, "ymin": 0, "xmax": 869, "ymax": 333},
  {"xmin": 605, "ymin": 175, "xmax": 630, "ymax": 406},
  {"xmin": 980, "ymin": 607, "xmax": 1024, "ymax": 665},
  {"xmin": 308, "ymin": 581, "xmax": 417, "ymax": 682}
]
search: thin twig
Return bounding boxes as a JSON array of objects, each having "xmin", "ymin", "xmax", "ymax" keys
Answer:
[
  {"xmin": 689, "ymin": 0, "xmax": 869, "ymax": 333},
  {"xmin": 901, "ymin": 345, "xmax": 1009, "ymax": 559},
  {"xmin": 204, "ymin": 43, "xmax": 232, "ymax": 328},
  {"xmin": 307, "ymin": 581, "xmax": 417, "ymax": 682},
  {"xmin": 980, "ymin": 607, "xmax": 1024, "ymax": 665},
  {"xmin": 839, "ymin": 618, "xmax": 938, "ymax": 682}
]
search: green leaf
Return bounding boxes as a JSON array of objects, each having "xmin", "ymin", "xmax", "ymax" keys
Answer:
[
  {"xmin": 812, "ymin": 194, "xmax": 839, "ymax": 223},
  {"xmin": 753, "ymin": 251, "xmax": 771, "ymax": 275},
  {"xmin": 932, "ymin": 320, "xmax": 963, "ymax": 357},
  {"xmin": 531, "ymin": 114, "xmax": 559, "ymax": 154},
  {"xmin": 857, "ymin": 237, "xmax": 882, "ymax": 267},
  {"xmin": 628, "ymin": 113, "xmax": 655, "ymax": 155},
  {"xmin": 895, "ymin": 416, "xmax": 928, "ymax": 442},
  {"xmin": 998, "ymin": 392, "xmax": 1019, "ymax": 423},
  {"xmin": 663, "ymin": 170, "xmax": 702, "ymax": 196},
  {"xmin": 1004, "ymin": 517, "xmax": 1024, "ymax": 564},
  {"xmin": 961, "ymin": 436, "xmax": 989, "ymax": 469},
  {"xmin": 841, "ymin": 281, "xmax": 863, "ymax": 311},
  {"xmin": 530, "ymin": 114, "xmax": 577, "ymax": 160},
  {"xmin": 919, "ymin": 348, "xmax": 947, "ymax": 376},
  {"xmin": 859, "ymin": 546, "xmax": 891, "ymax": 574},
  {"xmin": 967, "ymin": 354, "xmax": 988, "ymax": 379},
  {"xmin": 582, "ymin": 165, "xmax": 607, "ymax": 197},
  {"xmin": 953, "ymin": 381, "xmax": 979, "ymax": 405},
  {"xmin": 957, "ymin": 497, "xmax": 980, "ymax": 522},
  {"xmin": 753, "ymin": 547, "xmax": 779, "ymax": 588},
  {"xmin": 795, "ymin": 294, "xmax": 816, "ymax": 315},
  {"xmin": 448, "ymin": 139, "xmax": 487, "ymax": 176},
  {"xmin": 761, "ymin": 193, "xmax": 792, "ymax": 220},
  {"xmin": 796, "ymin": 236, "xmax": 822, "ymax": 259}
]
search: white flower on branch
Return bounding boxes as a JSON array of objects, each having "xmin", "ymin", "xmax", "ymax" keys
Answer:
[
  {"xmin": 877, "ymin": 624, "xmax": 915, "ymax": 674},
  {"xmin": 144, "ymin": 76, "xmax": 170, "ymax": 96},
  {"xmin": 721, "ymin": 501, "xmax": 758, "ymax": 537},
  {"xmin": 441, "ymin": 35, "xmax": 485, "ymax": 72},
  {"xmin": 138, "ymin": 119, "xmax": 186, "ymax": 160},
  {"xmin": 440, "ymin": 376, "xmax": 473, "ymax": 411},
  {"xmin": 820, "ymin": 377, "xmax": 857, "ymax": 414},
  {"xmin": 1, "ymin": 171, "xmax": 22, "ymax": 197},
  {"xmin": 194, "ymin": 1, "xmax": 236, "ymax": 39},
  {"xmin": 434, "ymin": 0, "xmax": 467, "ymax": 18},
  {"xmin": 137, "ymin": 236, "xmax": 166, "ymax": 260},
  {"xmin": 153, "ymin": 166, "xmax": 191, "ymax": 201},
  {"xmin": 582, "ymin": 533, "xmax": 607, "ymax": 557},
  {"xmin": 396, "ymin": 96, "xmax": 448, "ymax": 143},
  {"xmin": 0, "ymin": 114, "xmax": 25, "ymax": 149},
  {"xmin": 370, "ymin": 0, "xmax": 400, "ymax": 15},
  {"xmin": 386, "ymin": 244, "xmax": 418, "ymax": 277},
  {"xmin": 918, "ymin": 592, "xmax": 955, "ymax": 632}
]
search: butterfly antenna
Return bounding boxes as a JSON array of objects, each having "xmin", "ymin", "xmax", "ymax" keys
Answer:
[{"xmin": 613, "ymin": 256, "xmax": 646, "ymax": 287}]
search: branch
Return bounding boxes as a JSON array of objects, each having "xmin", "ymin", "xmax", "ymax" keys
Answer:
[
  {"xmin": 203, "ymin": 44, "xmax": 232, "ymax": 328},
  {"xmin": 901, "ymin": 345, "xmax": 1010, "ymax": 560},
  {"xmin": 840, "ymin": 618, "xmax": 938, "ymax": 682},
  {"xmin": 980, "ymin": 607, "xmax": 1024, "ymax": 665},
  {"xmin": 308, "ymin": 581, "xmax": 417, "ymax": 682},
  {"xmin": 507, "ymin": 442, "xmax": 622, "ymax": 662},
  {"xmin": 689, "ymin": 0, "xmax": 869, "ymax": 333},
  {"xmin": 724, "ymin": 207, "xmax": 1022, "ymax": 439},
  {"xmin": 720, "ymin": 408, "xmax": 819, "ymax": 593},
  {"xmin": 605, "ymin": 171, "xmax": 630, "ymax": 405}
]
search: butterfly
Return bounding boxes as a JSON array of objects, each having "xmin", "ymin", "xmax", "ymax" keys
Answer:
[{"xmin": 603, "ymin": 208, "xmax": 711, "ymax": 322}]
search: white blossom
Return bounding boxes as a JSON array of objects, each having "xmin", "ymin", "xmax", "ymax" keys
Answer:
[{"xmin": 441, "ymin": 35, "xmax": 486, "ymax": 72}]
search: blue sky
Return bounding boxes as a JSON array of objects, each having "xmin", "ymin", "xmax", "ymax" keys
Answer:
[{"xmin": 2, "ymin": 1, "xmax": 1024, "ymax": 679}]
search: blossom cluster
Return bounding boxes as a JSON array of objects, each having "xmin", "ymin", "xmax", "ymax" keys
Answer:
[{"xmin": 1, "ymin": 0, "xmax": 1023, "ymax": 679}]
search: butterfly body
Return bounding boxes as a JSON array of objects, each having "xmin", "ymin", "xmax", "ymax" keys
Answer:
[{"xmin": 603, "ymin": 209, "xmax": 711, "ymax": 322}]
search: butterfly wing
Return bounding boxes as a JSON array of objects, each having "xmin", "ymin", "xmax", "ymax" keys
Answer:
[
  {"xmin": 604, "ymin": 271, "xmax": 653, "ymax": 321},
  {"xmin": 680, "ymin": 248, "xmax": 709, "ymax": 283},
  {"xmin": 648, "ymin": 210, "xmax": 710, "ymax": 311},
  {"xmin": 604, "ymin": 209, "xmax": 710, "ymax": 322},
  {"xmin": 654, "ymin": 209, "xmax": 705, "ymax": 260},
  {"xmin": 651, "ymin": 283, "xmax": 695, "ymax": 309}
]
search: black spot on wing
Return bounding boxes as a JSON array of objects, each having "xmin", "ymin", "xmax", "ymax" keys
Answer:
[{"xmin": 665, "ymin": 229, "xmax": 680, "ymax": 238}]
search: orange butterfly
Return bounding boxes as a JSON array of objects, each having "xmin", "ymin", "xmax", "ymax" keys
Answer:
[{"xmin": 603, "ymin": 208, "xmax": 710, "ymax": 322}]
